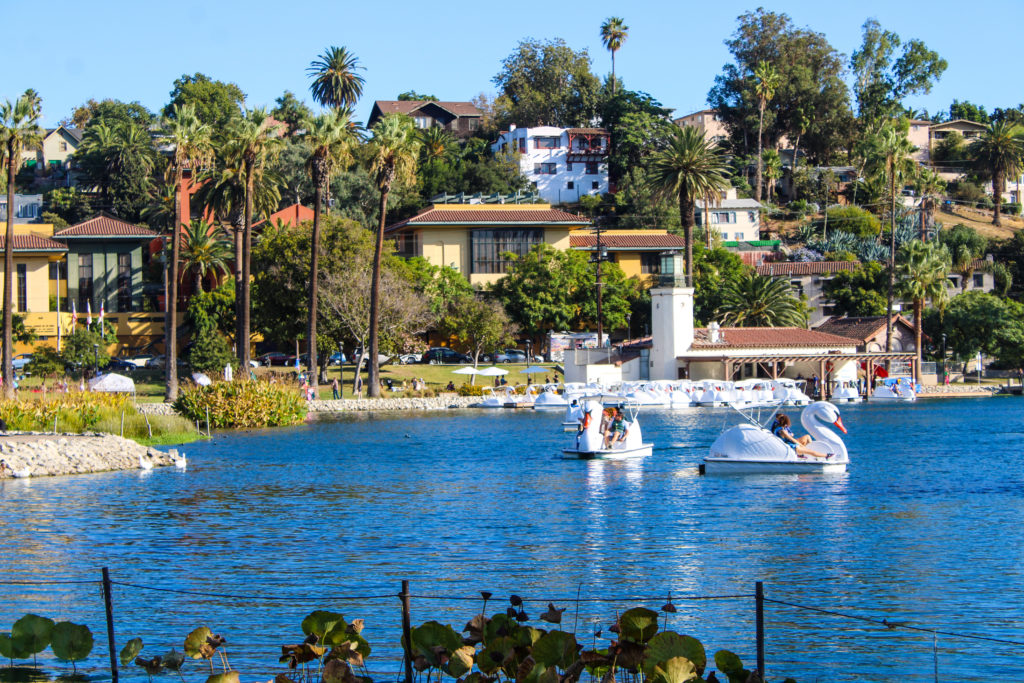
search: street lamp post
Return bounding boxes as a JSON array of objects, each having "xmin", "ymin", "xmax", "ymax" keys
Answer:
[
  {"xmin": 590, "ymin": 224, "xmax": 608, "ymax": 348},
  {"xmin": 941, "ymin": 333, "xmax": 947, "ymax": 383},
  {"xmin": 93, "ymin": 344, "xmax": 99, "ymax": 376}
]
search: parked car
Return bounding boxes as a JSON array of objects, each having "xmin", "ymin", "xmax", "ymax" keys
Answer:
[
  {"xmin": 398, "ymin": 353, "xmax": 422, "ymax": 364},
  {"xmin": 145, "ymin": 355, "xmax": 188, "ymax": 370},
  {"xmin": 421, "ymin": 347, "xmax": 472, "ymax": 365},
  {"xmin": 493, "ymin": 348, "xmax": 527, "ymax": 363},
  {"xmin": 327, "ymin": 351, "xmax": 347, "ymax": 366},
  {"xmin": 12, "ymin": 353, "xmax": 32, "ymax": 371},
  {"xmin": 127, "ymin": 354, "xmax": 154, "ymax": 368},
  {"xmin": 107, "ymin": 358, "xmax": 137, "ymax": 373},
  {"xmin": 258, "ymin": 351, "xmax": 291, "ymax": 366}
]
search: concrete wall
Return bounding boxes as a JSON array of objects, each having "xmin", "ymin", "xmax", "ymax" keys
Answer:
[{"xmin": 0, "ymin": 255, "xmax": 53, "ymax": 313}]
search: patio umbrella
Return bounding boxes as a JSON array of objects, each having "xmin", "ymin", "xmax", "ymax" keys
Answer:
[
  {"xmin": 451, "ymin": 367, "xmax": 480, "ymax": 375},
  {"xmin": 521, "ymin": 366, "xmax": 548, "ymax": 374},
  {"xmin": 478, "ymin": 366, "xmax": 509, "ymax": 376}
]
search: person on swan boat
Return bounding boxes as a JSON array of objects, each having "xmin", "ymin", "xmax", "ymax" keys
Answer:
[{"xmin": 771, "ymin": 414, "xmax": 832, "ymax": 459}]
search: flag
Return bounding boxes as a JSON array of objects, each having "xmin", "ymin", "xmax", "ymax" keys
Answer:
[
  {"xmin": 99, "ymin": 301, "xmax": 105, "ymax": 337},
  {"xmin": 87, "ymin": 300, "xmax": 92, "ymax": 327},
  {"xmin": 71, "ymin": 301, "xmax": 77, "ymax": 327}
]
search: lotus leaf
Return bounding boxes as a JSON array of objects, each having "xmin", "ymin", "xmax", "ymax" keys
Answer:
[
  {"xmin": 643, "ymin": 633, "xmax": 706, "ymax": 677},
  {"xmin": 185, "ymin": 627, "xmax": 213, "ymax": 659},
  {"xmin": 608, "ymin": 640, "xmax": 645, "ymax": 672},
  {"xmin": 279, "ymin": 643, "xmax": 325, "ymax": 667},
  {"xmin": 135, "ymin": 656, "xmax": 164, "ymax": 676},
  {"xmin": 463, "ymin": 673, "xmax": 495, "ymax": 683},
  {"xmin": 618, "ymin": 608, "xmax": 659, "ymax": 644},
  {"xmin": 410, "ymin": 622, "xmax": 463, "ymax": 667},
  {"xmin": 651, "ymin": 657, "xmax": 697, "ymax": 683},
  {"xmin": 0, "ymin": 633, "xmax": 30, "ymax": 660},
  {"xmin": 446, "ymin": 645, "xmax": 475, "ymax": 678},
  {"xmin": 513, "ymin": 627, "xmax": 543, "ymax": 649},
  {"xmin": 476, "ymin": 636, "xmax": 514, "ymax": 676},
  {"xmin": 163, "ymin": 648, "xmax": 186, "ymax": 671},
  {"xmin": 302, "ymin": 612, "xmax": 347, "ymax": 641},
  {"xmin": 538, "ymin": 604, "xmax": 565, "ymax": 625},
  {"xmin": 537, "ymin": 665, "xmax": 559, "ymax": 683},
  {"xmin": 120, "ymin": 638, "xmax": 144, "ymax": 666},
  {"xmin": 483, "ymin": 614, "xmax": 514, "ymax": 644},
  {"xmin": 326, "ymin": 641, "xmax": 364, "ymax": 668},
  {"xmin": 12, "ymin": 615, "xmax": 54, "ymax": 655},
  {"xmin": 50, "ymin": 622, "xmax": 93, "ymax": 664},
  {"xmin": 205, "ymin": 672, "xmax": 240, "ymax": 683},
  {"xmin": 323, "ymin": 659, "xmax": 357, "ymax": 683},
  {"xmin": 713, "ymin": 650, "xmax": 743, "ymax": 676},
  {"xmin": 531, "ymin": 631, "xmax": 578, "ymax": 669}
]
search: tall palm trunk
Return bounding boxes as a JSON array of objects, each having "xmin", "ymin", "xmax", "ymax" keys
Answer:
[
  {"xmin": 233, "ymin": 219, "xmax": 243, "ymax": 362},
  {"xmin": 992, "ymin": 168, "xmax": 1004, "ymax": 226},
  {"xmin": 194, "ymin": 270, "xmax": 202, "ymax": 296},
  {"xmin": 166, "ymin": 169, "xmax": 184, "ymax": 401},
  {"xmin": 913, "ymin": 298, "xmax": 923, "ymax": 384},
  {"xmin": 369, "ymin": 170, "xmax": 394, "ymax": 399},
  {"xmin": 886, "ymin": 166, "xmax": 896, "ymax": 353},
  {"xmin": 2, "ymin": 140, "xmax": 17, "ymax": 399},
  {"xmin": 611, "ymin": 51, "xmax": 617, "ymax": 96},
  {"xmin": 679, "ymin": 193, "xmax": 695, "ymax": 283},
  {"xmin": 755, "ymin": 103, "xmax": 765, "ymax": 203},
  {"xmin": 307, "ymin": 181, "xmax": 324, "ymax": 394},
  {"xmin": 240, "ymin": 161, "xmax": 254, "ymax": 369}
]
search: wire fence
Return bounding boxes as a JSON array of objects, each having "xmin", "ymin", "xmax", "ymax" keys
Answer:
[{"xmin": 0, "ymin": 569, "xmax": 1021, "ymax": 682}]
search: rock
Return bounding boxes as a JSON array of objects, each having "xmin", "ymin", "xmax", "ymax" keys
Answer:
[{"xmin": 0, "ymin": 432, "xmax": 175, "ymax": 479}]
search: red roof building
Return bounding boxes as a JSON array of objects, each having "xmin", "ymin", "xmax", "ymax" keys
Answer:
[
  {"xmin": 368, "ymin": 100, "xmax": 482, "ymax": 137},
  {"xmin": 253, "ymin": 203, "xmax": 315, "ymax": 229}
]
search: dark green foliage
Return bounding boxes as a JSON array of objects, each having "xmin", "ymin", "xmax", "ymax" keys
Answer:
[
  {"xmin": 70, "ymin": 98, "xmax": 153, "ymax": 130},
  {"xmin": 60, "ymin": 326, "xmax": 117, "ymax": 371},
  {"xmin": 931, "ymin": 131, "xmax": 967, "ymax": 164},
  {"xmin": 822, "ymin": 261, "xmax": 889, "ymax": 317},
  {"xmin": 271, "ymin": 91, "xmax": 313, "ymax": 135},
  {"xmin": 948, "ymin": 99, "xmax": 988, "ymax": 123},
  {"xmin": 939, "ymin": 223, "xmax": 987, "ymax": 257},
  {"xmin": 175, "ymin": 380, "xmax": 306, "ymax": 428},
  {"xmin": 398, "ymin": 91, "xmax": 438, "ymax": 101},
  {"xmin": 42, "ymin": 187, "xmax": 93, "ymax": 225},
  {"xmin": 693, "ymin": 246, "xmax": 747, "ymax": 325},
  {"xmin": 924, "ymin": 290, "xmax": 1024, "ymax": 366},
  {"xmin": 823, "ymin": 206, "xmax": 881, "ymax": 238},
  {"xmin": 164, "ymin": 73, "xmax": 245, "ymax": 128},
  {"xmin": 25, "ymin": 346, "xmax": 63, "ymax": 377},
  {"xmin": 186, "ymin": 280, "xmax": 236, "ymax": 374}
]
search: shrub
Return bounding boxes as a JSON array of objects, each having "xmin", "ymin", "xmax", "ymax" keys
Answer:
[
  {"xmin": 979, "ymin": 196, "xmax": 994, "ymax": 209},
  {"xmin": 787, "ymin": 199, "xmax": 811, "ymax": 217},
  {"xmin": 175, "ymin": 379, "xmax": 306, "ymax": 429},
  {"xmin": 457, "ymin": 384, "xmax": 485, "ymax": 396},
  {"xmin": 824, "ymin": 206, "xmax": 881, "ymax": 238},
  {"xmin": 1004, "ymin": 202, "xmax": 1022, "ymax": 216}
]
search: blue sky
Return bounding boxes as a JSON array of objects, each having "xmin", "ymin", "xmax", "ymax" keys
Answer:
[{"xmin": 5, "ymin": 0, "xmax": 1018, "ymax": 128}]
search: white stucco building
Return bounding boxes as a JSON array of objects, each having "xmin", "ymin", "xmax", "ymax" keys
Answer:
[
  {"xmin": 695, "ymin": 188, "xmax": 763, "ymax": 242},
  {"xmin": 491, "ymin": 126, "xmax": 609, "ymax": 205}
]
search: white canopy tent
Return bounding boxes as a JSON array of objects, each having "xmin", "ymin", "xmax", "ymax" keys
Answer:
[{"xmin": 88, "ymin": 373, "xmax": 136, "ymax": 394}]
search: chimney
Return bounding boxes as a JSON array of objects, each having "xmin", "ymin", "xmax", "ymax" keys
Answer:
[
  {"xmin": 510, "ymin": 124, "xmax": 516, "ymax": 132},
  {"xmin": 709, "ymin": 321, "xmax": 721, "ymax": 343}
]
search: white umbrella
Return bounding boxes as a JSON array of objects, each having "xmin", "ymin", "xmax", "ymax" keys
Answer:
[
  {"xmin": 451, "ymin": 367, "xmax": 480, "ymax": 375},
  {"xmin": 88, "ymin": 373, "xmax": 136, "ymax": 394},
  {"xmin": 478, "ymin": 366, "xmax": 509, "ymax": 376},
  {"xmin": 521, "ymin": 365, "xmax": 549, "ymax": 374}
]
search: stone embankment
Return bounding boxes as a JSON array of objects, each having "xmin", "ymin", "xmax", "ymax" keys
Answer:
[
  {"xmin": 918, "ymin": 384, "xmax": 996, "ymax": 397},
  {"xmin": 307, "ymin": 395, "xmax": 481, "ymax": 412},
  {"xmin": 0, "ymin": 432, "xmax": 174, "ymax": 478}
]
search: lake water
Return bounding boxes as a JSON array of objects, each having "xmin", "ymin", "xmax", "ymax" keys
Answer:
[{"xmin": 0, "ymin": 398, "xmax": 1022, "ymax": 682}]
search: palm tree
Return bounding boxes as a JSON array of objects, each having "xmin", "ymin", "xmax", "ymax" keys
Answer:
[
  {"xmin": 762, "ymin": 148, "xmax": 782, "ymax": 203},
  {"xmin": 308, "ymin": 46, "xmax": 365, "ymax": 111},
  {"xmin": 752, "ymin": 61, "xmax": 779, "ymax": 203},
  {"xmin": 365, "ymin": 114, "xmax": 420, "ymax": 398},
  {"xmin": 716, "ymin": 271, "xmax": 808, "ymax": 328},
  {"xmin": 229, "ymin": 108, "xmax": 282, "ymax": 369},
  {"xmin": 896, "ymin": 240, "xmax": 951, "ymax": 383},
  {"xmin": 646, "ymin": 125, "xmax": 729, "ymax": 282},
  {"xmin": 950, "ymin": 243, "xmax": 984, "ymax": 293},
  {"xmin": 418, "ymin": 126, "xmax": 457, "ymax": 164},
  {"xmin": 599, "ymin": 17, "xmax": 629, "ymax": 96},
  {"xmin": 160, "ymin": 103, "xmax": 213, "ymax": 401},
  {"xmin": 870, "ymin": 127, "xmax": 918, "ymax": 352},
  {"xmin": 303, "ymin": 109, "xmax": 357, "ymax": 388},
  {"xmin": 181, "ymin": 219, "xmax": 232, "ymax": 294},
  {"xmin": 969, "ymin": 120, "xmax": 1024, "ymax": 226},
  {"xmin": 913, "ymin": 168, "xmax": 945, "ymax": 239},
  {"xmin": 0, "ymin": 93, "xmax": 42, "ymax": 398}
]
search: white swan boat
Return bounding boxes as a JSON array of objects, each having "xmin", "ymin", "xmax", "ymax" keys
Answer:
[
  {"xmin": 561, "ymin": 400, "xmax": 585, "ymax": 431},
  {"xmin": 703, "ymin": 401, "xmax": 849, "ymax": 474},
  {"xmin": 562, "ymin": 400, "xmax": 653, "ymax": 460},
  {"xmin": 831, "ymin": 379, "xmax": 862, "ymax": 403},
  {"xmin": 479, "ymin": 386, "xmax": 520, "ymax": 408},
  {"xmin": 772, "ymin": 379, "xmax": 812, "ymax": 406},
  {"xmin": 533, "ymin": 385, "xmax": 569, "ymax": 411},
  {"xmin": 871, "ymin": 378, "xmax": 917, "ymax": 401}
]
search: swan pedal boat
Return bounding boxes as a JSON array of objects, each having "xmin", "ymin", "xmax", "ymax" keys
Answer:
[
  {"xmin": 703, "ymin": 401, "xmax": 849, "ymax": 474},
  {"xmin": 562, "ymin": 400, "xmax": 654, "ymax": 460}
]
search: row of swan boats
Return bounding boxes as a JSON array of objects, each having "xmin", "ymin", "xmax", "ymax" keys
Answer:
[
  {"xmin": 482, "ymin": 376, "xmax": 916, "ymax": 411},
  {"xmin": 558, "ymin": 396, "xmax": 851, "ymax": 474}
]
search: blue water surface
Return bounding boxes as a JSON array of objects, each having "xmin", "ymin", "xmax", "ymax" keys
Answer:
[{"xmin": 0, "ymin": 397, "xmax": 1022, "ymax": 682}]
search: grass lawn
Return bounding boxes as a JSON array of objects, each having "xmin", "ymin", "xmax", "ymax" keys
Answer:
[{"xmin": 936, "ymin": 205, "xmax": 1024, "ymax": 240}]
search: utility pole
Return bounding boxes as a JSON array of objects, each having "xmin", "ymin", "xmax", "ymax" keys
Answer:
[{"xmin": 593, "ymin": 223, "xmax": 605, "ymax": 348}]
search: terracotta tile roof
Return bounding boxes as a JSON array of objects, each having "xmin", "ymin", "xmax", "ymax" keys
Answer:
[
  {"xmin": 756, "ymin": 261, "xmax": 860, "ymax": 276},
  {"xmin": 815, "ymin": 315, "xmax": 914, "ymax": 343},
  {"xmin": 570, "ymin": 234, "xmax": 688, "ymax": 249},
  {"xmin": 690, "ymin": 327, "xmax": 858, "ymax": 350},
  {"xmin": 55, "ymin": 215, "xmax": 157, "ymax": 238},
  {"xmin": 387, "ymin": 207, "xmax": 589, "ymax": 232},
  {"xmin": 372, "ymin": 100, "xmax": 481, "ymax": 117},
  {"xmin": 566, "ymin": 128, "xmax": 608, "ymax": 135},
  {"xmin": 0, "ymin": 235, "xmax": 67, "ymax": 251}
]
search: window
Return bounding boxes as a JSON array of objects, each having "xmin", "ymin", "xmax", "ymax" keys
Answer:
[
  {"xmin": 641, "ymin": 253, "xmax": 661, "ymax": 274},
  {"xmin": 393, "ymin": 233, "xmax": 421, "ymax": 259},
  {"xmin": 471, "ymin": 229, "xmax": 543, "ymax": 274},
  {"xmin": 78, "ymin": 254, "xmax": 93, "ymax": 311},
  {"xmin": 710, "ymin": 212, "xmax": 735, "ymax": 224},
  {"xmin": 518, "ymin": 138, "xmax": 527, "ymax": 153},
  {"xmin": 533, "ymin": 163, "xmax": 557, "ymax": 175},
  {"xmin": 534, "ymin": 137, "xmax": 560, "ymax": 149},
  {"xmin": 566, "ymin": 162, "xmax": 573, "ymax": 171},
  {"xmin": 16, "ymin": 264, "xmax": 26, "ymax": 312},
  {"xmin": 790, "ymin": 279, "xmax": 804, "ymax": 297},
  {"xmin": 567, "ymin": 181, "xmax": 575, "ymax": 190},
  {"xmin": 413, "ymin": 117, "xmax": 430, "ymax": 129},
  {"xmin": 973, "ymin": 273, "xmax": 985, "ymax": 288},
  {"xmin": 592, "ymin": 181, "xmax": 599, "ymax": 190},
  {"xmin": 59, "ymin": 141, "xmax": 68, "ymax": 152},
  {"xmin": 585, "ymin": 161, "xmax": 599, "ymax": 175},
  {"xmin": 117, "ymin": 253, "xmax": 132, "ymax": 312},
  {"xmin": 748, "ymin": 211, "xmax": 757, "ymax": 223},
  {"xmin": 468, "ymin": 118, "xmax": 479, "ymax": 131}
]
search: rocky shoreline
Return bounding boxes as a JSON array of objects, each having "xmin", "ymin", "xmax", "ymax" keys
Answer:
[
  {"xmin": 307, "ymin": 395, "xmax": 482, "ymax": 411},
  {"xmin": 0, "ymin": 432, "xmax": 174, "ymax": 478}
]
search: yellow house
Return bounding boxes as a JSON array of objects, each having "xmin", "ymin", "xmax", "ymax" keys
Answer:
[
  {"xmin": 569, "ymin": 230, "xmax": 688, "ymax": 284},
  {"xmin": 385, "ymin": 202, "xmax": 590, "ymax": 286}
]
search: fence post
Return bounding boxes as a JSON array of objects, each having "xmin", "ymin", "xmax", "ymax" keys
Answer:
[
  {"xmin": 102, "ymin": 567, "xmax": 119, "ymax": 683},
  {"xmin": 400, "ymin": 580, "xmax": 413, "ymax": 683},
  {"xmin": 755, "ymin": 581, "xmax": 765, "ymax": 681}
]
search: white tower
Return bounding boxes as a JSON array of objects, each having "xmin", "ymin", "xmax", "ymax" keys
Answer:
[{"xmin": 649, "ymin": 252, "xmax": 695, "ymax": 381}]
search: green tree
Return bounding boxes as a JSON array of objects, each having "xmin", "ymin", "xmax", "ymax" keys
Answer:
[
  {"xmin": 395, "ymin": 257, "xmax": 474, "ymax": 316},
  {"xmin": 752, "ymin": 61, "xmax": 779, "ymax": 203},
  {"xmin": 851, "ymin": 18, "xmax": 947, "ymax": 123},
  {"xmin": 646, "ymin": 125, "xmax": 730, "ymax": 281},
  {"xmin": 164, "ymin": 73, "xmax": 245, "ymax": 128},
  {"xmin": 303, "ymin": 109, "xmax": 357, "ymax": 386},
  {"xmin": 599, "ymin": 17, "xmax": 629, "ymax": 96},
  {"xmin": 600, "ymin": 89, "xmax": 674, "ymax": 186},
  {"xmin": 0, "ymin": 93, "xmax": 42, "ymax": 398},
  {"xmin": 896, "ymin": 240, "xmax": 951, "ymax": 382},
  {"xmin": 307, "ymin": 46, "xmax": 365, "ymax": 111},
  {"xmin": 948, "ymin": 99, "xmax": 989, "ymax": 123},
  {"xmin": 493, "ymin": 38, "xmax": 602, "ymax": 128},
  {"xmin": 692, "ymin": 245, "xmax": 747, "ymax": 325},
  {"xmin": 931, "ymin": 130, "xmax": 966, "ymax": 164},
  {"xmin": 439, "ymin": 295, "xmax": 518, "ymax": 371},
  {"xmin": 715, "ymin": 270, "xmax": 808, "ymax": 327},
  {"xmin": 397, "ymin": 91, "xmax": 438, "ymax": 101},
  {"xmin": 230, "ymin": 108, "xmax": 282, "ymax": 369},
  {"xmin": 926, "ymin": 290, "xmax": 1014, "ymax": 364},
  {"xmin": 181, "ymin": 219, "xmax": 232, "ymax": 294},
  {"xmin": 61, "ymin": 326, "xmax": 116, "ymax": 372},
  {"xmin": 914, "ymin": 168, "xmax": 946, "ymax": 236},
  {"xmin": 365, "ymin": 114, "xmax": 420, "ymax": 397},
  {"xmin": 761, "ymin": 147, "xmax": 782, "ymax": 202},
  {"xmin": 42, "ymin": 187, "xmax": 92, "ymax": 225},
  {"xmin": 74, "ymin": 121, "xmax": 156, "ymax": 217},
  {"xmin": 25, "ymin": 345, "xmax": 64, "ymax": 378},
  {"xmin": 821, "ymin": 262, "xmax": 889, "ymax": 317},
  {"xmin": 68, "ymin": 98, "xmax": 153, "ymax": 130},
  {"xmin": 159, "ymin": 103, "xmax": 214, "ymax": 401},
  {"xmin": 822, "ymin": 206, "xmax": 881, "ymax": 238},
  {"xmin": 968, "ymin": 120, "xmax": 1024, "ymax": 226},
  {"xmin": 271, "ymin": 91, "xmax": 313, "ymax": 135},
  {"xmin": 186, "ymin": 284, "xmax": 236, "ymax": 374}
]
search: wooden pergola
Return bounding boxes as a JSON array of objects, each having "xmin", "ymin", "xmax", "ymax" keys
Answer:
[{"xmin": 677, "ymin": 351, "xmax": 918, "ymax": 399}]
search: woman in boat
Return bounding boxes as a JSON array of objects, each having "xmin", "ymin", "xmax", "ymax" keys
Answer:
[
  {"xmin": 605, "ymin": 409, "xmax": 629, "ymax": 449},
  {"xmin": 771, "ymin": 414, "xmax": 831, "ymax": 459},
  {"xmin": 598, "ymin": 407, "xmax": 615, "ymax": 445},
  {"xmin": 576, "ymin": 406, "xmax": 593, "ymax": 448}
]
